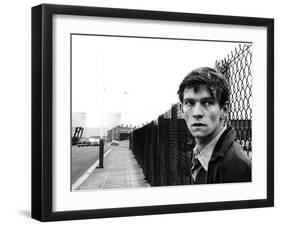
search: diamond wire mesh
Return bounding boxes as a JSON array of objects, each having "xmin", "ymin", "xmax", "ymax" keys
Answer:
[{"xmin": 216, "ymin": 43, "xmax": 253, "ymax": 158}]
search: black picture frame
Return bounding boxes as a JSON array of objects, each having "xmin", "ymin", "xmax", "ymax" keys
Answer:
[{"xmin": 32, "ymin": 3, "xmax": 274, "ymax": 222}]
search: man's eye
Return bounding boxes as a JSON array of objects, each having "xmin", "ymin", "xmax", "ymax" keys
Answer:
[
  {"xmin": 184, "ymin": 101, "xmax": 193, "ymax": 106},
  {"xmin": 203, "ymin": 101, "xmax": 213, "ymax": 106}
]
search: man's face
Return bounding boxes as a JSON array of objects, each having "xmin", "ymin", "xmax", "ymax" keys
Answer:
[{"xmin": 181, "ymin": 86, "xmax": 225, "ymax": 140}]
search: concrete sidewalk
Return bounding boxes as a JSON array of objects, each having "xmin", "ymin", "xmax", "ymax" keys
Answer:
[{"xmin": 75, "ymin": 140, "xmax": 150, "ymax": 190}]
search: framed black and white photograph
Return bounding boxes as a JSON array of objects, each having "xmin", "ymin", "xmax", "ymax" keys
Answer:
[{"xmin": 32, "ymin": 4, "xmax": 274, "ymax": 221}]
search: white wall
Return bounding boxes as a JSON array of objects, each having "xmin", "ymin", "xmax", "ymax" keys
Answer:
[{"xmin": 0, "ymin": 0, "xmax": 279, "ymax": 225}]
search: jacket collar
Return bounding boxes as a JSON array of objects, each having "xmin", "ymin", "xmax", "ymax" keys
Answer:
[
  {"xmin": 193, "ymin": 126, "xmax": 227, "ymax": 171},
  {"xmin": 209, "ymin": 126, "xmax": 236, "ymax": 162}
]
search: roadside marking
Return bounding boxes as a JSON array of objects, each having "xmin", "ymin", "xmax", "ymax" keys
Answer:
[{"xmin": 72, "ymin": 148, "xmax": 113, "ymax": 191}]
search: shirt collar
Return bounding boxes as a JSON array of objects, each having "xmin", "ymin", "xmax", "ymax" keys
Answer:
[{"xmin": 193, "ymin": 126, "xmax": 227, "ymax": 171}]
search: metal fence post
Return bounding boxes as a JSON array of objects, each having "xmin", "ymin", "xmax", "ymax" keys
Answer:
[{"xmin": 99, "ymin": 139, "xmax": 104, "ymax": 168}]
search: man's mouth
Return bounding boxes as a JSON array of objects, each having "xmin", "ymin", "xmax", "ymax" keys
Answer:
[{"xmin": 191, "ymin": 123, "xmax": 206, "ymax": 127}]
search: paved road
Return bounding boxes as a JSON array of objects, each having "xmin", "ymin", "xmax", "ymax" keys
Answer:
[{"xmin": 71, "ymin": 144, "xmax": 110, "ymax": 185}]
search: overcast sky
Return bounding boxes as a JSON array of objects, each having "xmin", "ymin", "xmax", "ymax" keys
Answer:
[{"xmin": 72, "ymin": 35, "xmax": 242, "ymax": 128}]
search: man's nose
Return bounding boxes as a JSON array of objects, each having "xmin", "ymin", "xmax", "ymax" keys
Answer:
[{"xmin": 192, "ymin": 103, "xmax": 203, "ymax": 119}]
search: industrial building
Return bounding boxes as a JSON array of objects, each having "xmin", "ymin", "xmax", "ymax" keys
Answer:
[{"xmin": 107, "ymin": 125, "xmax": 135, "ymax": 141}]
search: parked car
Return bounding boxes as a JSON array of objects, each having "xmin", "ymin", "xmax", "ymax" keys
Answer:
[
  {"xmin": 88, "ymin": 138, "xmax": 100, "ymax": 146},
  {"xmin": 77, "ymin": 137, "xmax": 100, "ymax": 147},
  {"xmin": 111, "ymin": 140, "xmax": 119, "ymax": 146},
  {"xmin": 77, "ymin": 138, "xmax": 89, "ymax": 147}
]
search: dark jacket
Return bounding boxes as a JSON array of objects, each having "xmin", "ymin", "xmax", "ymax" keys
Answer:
[{"xmin": 192, "ymin": 126, "xmax": 252, "ymax": 184}]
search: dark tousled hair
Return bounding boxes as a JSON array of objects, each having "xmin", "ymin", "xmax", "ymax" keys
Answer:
[{"xmin": 177, "ymin": 67, "xmax": 230, "ymax": 108}]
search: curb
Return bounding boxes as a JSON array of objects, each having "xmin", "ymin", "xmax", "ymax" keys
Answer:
[{"xmin": 72, "ymin": 148, "xmax": 112, "ymax": 191}]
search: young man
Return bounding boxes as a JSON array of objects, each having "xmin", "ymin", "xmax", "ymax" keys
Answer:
[{"xmin": 177, "ymin": 67, "xmax": 251, "ymax": 184}]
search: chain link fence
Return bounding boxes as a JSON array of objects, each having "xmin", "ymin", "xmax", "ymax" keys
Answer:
[
  {"xmin": 216, "ymin": 43, "xmax": 252, "ymax": 158},
  {"xmin": 131, "ymin": 107, "xmax": 194, "ymax": 186},
  {"xmin": 132, "ymin": 43, "xmax": 253, "ymax": 186}
]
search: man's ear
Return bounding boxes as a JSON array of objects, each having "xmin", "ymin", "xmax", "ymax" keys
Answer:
[
  {"xmin": 220, "ymin": 101, "xmax": 229, "ymax": 120},
  {"xmin": 179, "ymin": 103, "xmax": 183, "ymax": 112},
  {"xmin": 179, "ymin": 103, "xmax": 185, "ymax": 119},
  {"xmin": 222, "ymin": 101, "xmax": 229, "ymax": 113}
]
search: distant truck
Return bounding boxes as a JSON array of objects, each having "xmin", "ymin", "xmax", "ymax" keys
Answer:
[{"xmin": 111, "ymin": 140, "xmax": 119, "ymax": 146}]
